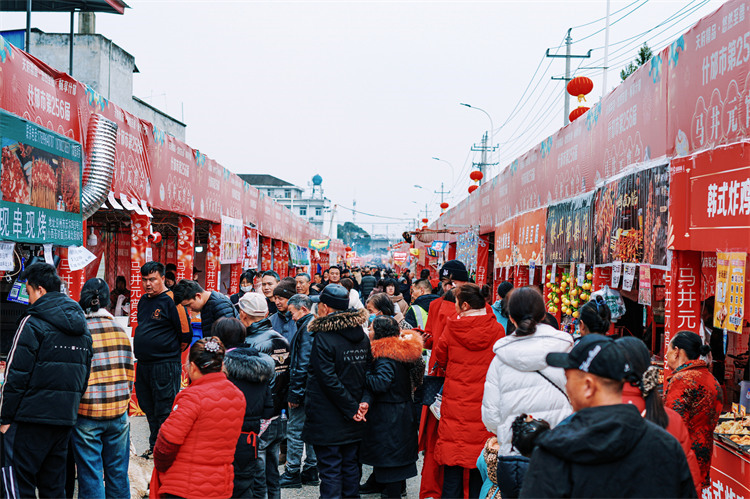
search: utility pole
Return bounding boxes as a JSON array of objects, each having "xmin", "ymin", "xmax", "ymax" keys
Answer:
[
  {"xmin": 603, "ymin": 0, "xmax": 612, "ymax": 94},
  {"xmin": 471, "ymin": 132, "xmax": 498, "ymax": 184},
  {"xmin": 547, "ymin": 28, "xmax": 592, "ymax": 126},
  {"xmin": 434, "ymin": 182, "xmax": 450, "ymax": 204}
]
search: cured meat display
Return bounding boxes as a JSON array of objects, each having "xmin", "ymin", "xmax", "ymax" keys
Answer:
[
  {"xmin": 30, "ymin": 158, "xmax": 56, "ymax": 211},
  {"xmin": 1, "ymin": 145, "xmax": 30, "ymax": 204},
  {"xmin": 58, "ymin": 158, "xmax": 80, "ymax": 213}
]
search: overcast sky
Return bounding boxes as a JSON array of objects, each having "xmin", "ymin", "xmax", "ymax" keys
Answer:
[{"xmin": 1, "ymin": 0, "xmax": 725, "ymax": 238}]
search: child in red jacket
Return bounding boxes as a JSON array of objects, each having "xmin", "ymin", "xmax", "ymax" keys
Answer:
[{"xmin": 151, "ymin": 337, "xmax": 245, "ymax": 499}]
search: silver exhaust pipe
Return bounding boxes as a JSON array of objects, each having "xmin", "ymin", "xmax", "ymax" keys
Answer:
[{"xmin": 80, "ymin": 114, "xmax": 118, "ymax": 219}]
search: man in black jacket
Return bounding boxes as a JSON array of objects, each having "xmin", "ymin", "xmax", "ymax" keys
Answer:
[
  {"xmin": 133, "ymin": 261, "xmax": 192, "ymax": 457},
  {"xmin": 404, "ymin": 279, "xmax": 439, "ymax": 329},
  {"xmin": 0, "ymin": 263, "xmax": 93, "ymax": 497},
  {"xmin": 360, "ymin": 267, "xmax": 377, "ymax": 300},
  {"xmin": 173, "ymin": 279, "xmax": 237, "ymax": 337},
  {"xmin": 304, "ymin": 284, "xmax": 371, "ymax": 499},
  {"xmin": 270, "ymin": 278, "xmax": 297, "ymax": 342},
  {"xmin": 520, "ymin": 334, "xmax": 697, "ymax": 498},
  {"xmin": 280, "ymin": 294, "xmax": 319, "ymax": 489},
  {"xmin": 238, "ymin": 291, "xmax": 291, "ymax": 499}
]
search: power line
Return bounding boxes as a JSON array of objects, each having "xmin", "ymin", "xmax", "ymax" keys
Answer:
[
  {"xmin": 570, "ymin": 0, "xmax": 646, "ymax": 29},
  {"xmin": 336, "ymin": 204, "xmax": 413, "ymax": 221}
]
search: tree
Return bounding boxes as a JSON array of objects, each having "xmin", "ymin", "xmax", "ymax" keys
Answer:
[
  {"xmin": 337, "ymin": 222, "xmax": 372, "ymax": 253},
  {"xmin": 620, "ymin": 43, "xmax": 653, "ymax": 81}
]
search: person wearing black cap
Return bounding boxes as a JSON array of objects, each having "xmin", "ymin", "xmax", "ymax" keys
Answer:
[
  {"xmin": 304, "ymin": 284, "xmax": 371, "ymax": 499},
  {"xmin": 519, "ymin": 334, "xmax": 697, "ymax": 498},
  {"xmin": 270, "ymin": 277, "xmax": 298, "ymax": 342}
]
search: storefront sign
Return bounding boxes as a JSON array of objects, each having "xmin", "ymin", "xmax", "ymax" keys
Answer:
[
  {"xmin": 0, "ymin": 109, "xmax": 83, "ymax": 245},
  {"xmin": 714, "ymin": 251, "xmax": 746, "ymax": 332},
  {"xmin": 220, "ymin": 215, "xmax": 243, "ymax": 265},
  {"xmin": 664, "ymin": 251, "xmax": 702, "ymax": 377},
  {"xmin": 494, "ymin": 219, "xmax": 514, "ymax": 268},
  {"xmin": 176, "ymin": 216, "xmax": 194, "ymax": 282},
  {"xmin": 244, "ymin": 226, "xmax": 259, "ymax": 269},
  {"xmin": 545, "ymin": 193, "xmax": 595, "ymax": 264},
  {"xmin": 513, "ymin": 208, "xmax": 547, "ymax": 265},
  {"xmin": 205, "ymin": 223, "xmax": 221, "ymax": 292},
  {"xmin": 638, "ymin": 264, "xmax": 652, "ymax": 306}
]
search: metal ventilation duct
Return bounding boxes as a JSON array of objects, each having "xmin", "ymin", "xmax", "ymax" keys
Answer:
[{"xmin": 80, "ymin": 114, "xmax": 117, "ymax": 219}]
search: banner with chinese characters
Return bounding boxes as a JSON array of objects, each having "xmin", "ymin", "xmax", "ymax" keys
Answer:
[
  {"xmin": 494, "ymin": 219, "xmax": 514, "ymax": 268},
  {"xmin": 243, "ymin": 226, "xmax": 259, "ymax": 269},
  {"xmin": 456, "ymin": 228, "xmax": 480, "ymax": 275},
  {"xmin": 205, "ymin": 223, "xmax": 221, "ymax": 292},
  {"xmin": 512, "ymin": 208, "xmax": 547, "ymax": 266},
  {"xmin": 664, "ymin": 250, "xmax": 702, "ymax": 378},
  {"xmin": 219, "ymin": 215, "xmax": 243, "ymax": 265},
  {"xmin": 545, "ymin": 193, "xmax": 595, "ymax": 264},
  {"xmin": 714, "ymin": 251, "xmax": 746, "ymax": 332},
  {"xmin": 594, "ymin": 165, "xmax": 669, "ymax": 266},
  {"xmin": 669, "ymin": 142, "xmax": 750, "ymax": 251},
  {"xmin": 0, "ymin": 109, "xmax": 82, "ymax": 245}
]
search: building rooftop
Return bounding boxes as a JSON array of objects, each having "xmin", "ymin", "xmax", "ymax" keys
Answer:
[{"xmin": 238, "ymin": 174, "xmax": 296, "ymax": 187}]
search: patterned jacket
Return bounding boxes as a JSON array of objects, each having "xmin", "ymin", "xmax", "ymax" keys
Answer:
[
  {"xmin": 665, "ymin": 359, "xmax": 723, "ymax": 488},
  {"xmin": 78, "ymin": 309, "xmax": 135, "ymax": 420}
]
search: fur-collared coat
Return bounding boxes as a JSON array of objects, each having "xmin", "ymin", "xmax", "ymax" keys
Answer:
[
  {"xmin": 361, "ymin": 332, "xmax": 423, "ymax": 470},
  {"xmin": 302, "ymin": 308, "xmax": 372, "ymax": 446}
]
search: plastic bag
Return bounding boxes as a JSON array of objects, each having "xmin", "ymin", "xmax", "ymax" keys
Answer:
[{"xmin": 591, "ymin": 285, "xmax": 626, "ymax": 320}]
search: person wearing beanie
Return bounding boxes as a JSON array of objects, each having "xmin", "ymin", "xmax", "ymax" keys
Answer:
[
  {"xmin": 520, "ymin": 334, "xmax": 696, "ymax": 498},
  {"xmin": 237, "ymin": 292, "xmax": 290, "ymax": 498},
  {"xmin": 173, "ymin": 279, "xmax": 237, "ymax": 338},
  {"xmin": 491, "ymin": 281, "xmax": 514, "ymax": 330},
  {"xmin": 73, "ymin": 278, "xmax": 135, "ymax": 499},
  {"xmin": 418, "ymin": 259, "xmax": 471, "ymax": 499},
  {"xmin": 270, "ymin": 277, "xmax": 298, "ymax": 342}
]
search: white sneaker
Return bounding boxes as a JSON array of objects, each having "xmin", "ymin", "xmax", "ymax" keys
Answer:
[{"xmin": 430, "ymin": 393, "xmax": 442, "ymax": 420}]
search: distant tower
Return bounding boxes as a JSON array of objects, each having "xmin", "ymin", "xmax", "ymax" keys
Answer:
[{"xmin": 312, "ymin": 174, "xmax": 323, "ymax": 199}]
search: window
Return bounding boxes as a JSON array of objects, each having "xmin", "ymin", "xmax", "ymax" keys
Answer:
[
  {"xmin": 315, "ymin": 207, "xmax": 322, "ymax": 216},
  {"xmin": 267, "ymin": 189, "xmax": 273, "ymax": 197},
  {"xmin": 300, "ymin": 206, "xmax": 307, "ymax": 216},
  {"xmin": 284, "ymin": 189, "xmax": 291, "ymax": 198}
]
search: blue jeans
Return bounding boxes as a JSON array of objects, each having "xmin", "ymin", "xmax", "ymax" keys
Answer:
[
  {"xmin": 258, "ymin": 418, "xmax": 285, "ymax": 499},
  {"xmin": 73, "ymin": 413, "xmax": 130, "ymax": 499},
  {"xmin": 286, "ymin": 405, "xmax": 317, "ymax": 474}
]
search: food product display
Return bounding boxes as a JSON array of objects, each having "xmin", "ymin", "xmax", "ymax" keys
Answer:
[
  {"xmin": 715, "ymin": 420, "xmax": 750, "ymax": 434},
  {"xmin": 546, "ymin": 270, "xmax": 593, "ymax": 318},
  {"xmin": 1, "ymin": 145, "xmax": 30, "ymax": 204},
  {"xmin": 57, "ymin": 158, "xmax": 80, "ymax": 213},
  {"xmin": 729, "ymin": 435, "xmax": 750, "ymax": 445},
  {"xmin": 30, "ymin": 158, "xmax": 57, "ymax": 210}
]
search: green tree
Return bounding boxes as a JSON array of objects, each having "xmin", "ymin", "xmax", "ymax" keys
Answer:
[
  {"xmin": 336, "ymin": 222, "xmax": 372, "ymax": 253},
  {"xmin": 620, "ymin": 43, "xmax": 653, "ymax": 81}
]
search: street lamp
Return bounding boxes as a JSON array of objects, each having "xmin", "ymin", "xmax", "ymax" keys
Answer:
[
  {"xmin": 460, "ymin": 103, "xmax": 495, "ymax": 178},
  {"xmin": 431, "ymin": 157, "xmax": 455, "ymax": 187}
]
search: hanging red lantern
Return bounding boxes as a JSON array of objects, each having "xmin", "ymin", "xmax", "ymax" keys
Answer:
[
  {"xmin": 569, "ymin": 106, "xmax": 590, "ymax": 122},
  {"xmin": 440, "ymin": 202, "xmax": 449, "ymax": 210},
  {"xmin": 567, "ymin": 76, "xmax": 594, "ymax": 100},
  {"xmin": 468, "ymin": 185, "xmax": 478, "ymax": 194},
  {"xmin": 469, "ymin": 170, "xmax": 484, "ymax": 182},
  {"xmin": 345, "ymin": 246, "xmax": 352, "ymax": 252},
  {"xmin": 422, "ymin": 225, "xmax": 428, "ymax": 230},
  {"xmin": 421, "ymin": 218, "xmax": 429, "ymax": 224}
]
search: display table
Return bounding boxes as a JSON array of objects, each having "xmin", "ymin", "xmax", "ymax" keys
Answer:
[{"xmin": 706, "ymin": 439, "xmax": 750, "ymax": 499}]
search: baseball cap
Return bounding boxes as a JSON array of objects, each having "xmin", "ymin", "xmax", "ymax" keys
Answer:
[
  {"xmin": 238, "ymin": 292, "xmax": 268, "ymax": 317},
  {"xmin": 310, "ymin": 283, "xmax": 350, "ymax": 311},
  {"xmin": 546, "ymin": 334, "xmax": 627, "ymax": 381},
  {"xmin": 439, "ymin": 259, "xmax": 469, "ymax": 282}
]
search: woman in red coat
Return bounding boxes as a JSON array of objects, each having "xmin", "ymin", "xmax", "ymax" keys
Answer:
[
  {"xmin": 151, "ymin": 337, "xmax": 245, "ymax": 499},
  {"xmin": 433, "ymin": 283, "xmax": 505, "ymax": 499},
  {"xmin": 617, "ymin": 337, "xmax": 702, "ymax": 496},
  {"xmin": 664, "ymin": 331, "xmax": 723, "ymax": 491}
]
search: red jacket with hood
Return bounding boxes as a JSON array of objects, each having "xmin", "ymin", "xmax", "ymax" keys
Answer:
[{"xmin": 432, "ymin": 308, "xmax": 504, "ymax": 468}]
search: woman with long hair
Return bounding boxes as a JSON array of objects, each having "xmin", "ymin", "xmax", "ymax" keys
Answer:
[
  {"xmin": 384, "ymin": 277, "xmax": 409, "ymax": 314},
  {"xmin": 616, "ymin": 337, "xmax": 701, "ymax": 495},
  {"xmin": 433, "ymin": 284, "xmax": 505, "ymax": 498},
  {"xmin": 151, "ymin": 337, "xmax": 246, "ymax": 498},
  {"xmin": 664, "ymin": 331, "xmax": 723, "ymax": 490},
  {"xmin": 578, "ymin": 295, "xmax": 611, "ymax": 336}
]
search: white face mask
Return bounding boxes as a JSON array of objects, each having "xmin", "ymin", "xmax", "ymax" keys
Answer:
[{"xmin": 240, "ymin": 285, "xmax": 253, "ymax": 293}]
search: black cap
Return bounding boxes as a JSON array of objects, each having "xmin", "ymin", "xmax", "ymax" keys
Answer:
[
  {"xmin": 310, "ymin": 283, "xmax": 350, "ymax": 311},
  {"xmin": 546, "ymin": 334, "xmax": 627, "ymax": 381},
  {"xmin": 439, "ymin": 259, "xmax": 469, "ymax": 282}
]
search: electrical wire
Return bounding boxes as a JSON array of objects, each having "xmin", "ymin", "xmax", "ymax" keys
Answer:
[
  {"xmin": 570, "ymin": 0, "xmax": 646, "ymax": 29},
  {"xmin": 336, "ymin": 204, "xmax": 414, "ymax": 221},
  {"xmin": 570, "ymin": 0, "xmax": 651, "ymax": 46}
]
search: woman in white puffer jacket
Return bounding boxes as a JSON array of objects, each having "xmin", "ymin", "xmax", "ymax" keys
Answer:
[{"xmin": 481, "ymin": 287, "xmax": 574, "ymax": 455}]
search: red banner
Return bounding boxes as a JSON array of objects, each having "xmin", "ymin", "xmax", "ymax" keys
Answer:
[
  {"xmin": 57, "ymin": 246, "xmax": 85, "ymax": 301},
  {"xmin": 476, "ymin": 234, "xmax": 490, "ymax": 286},
  {"xmin": 513, "ymin": 208, "xmax": 547, "ymax": 265},
  {"xmin": 129, "ymin": 213, "xmax": 151, "ymax": 330},
  {"xmin": 176, "ymin": 216, "xmax": 194, "ymax": 282},
  {"xmin": 205, "ymin": 223, "xmax": 221, "ymax": 292},
  {"xmin": 261, "ymin": 237, "xmax": 273, "ymax": 271},
  {"xmin": 664, "ymin": 250, "xmax": 702, "ymax": 375},
  {"xmin": 229, "ymin": 264, "xmax": 241, "ymax": 295}
]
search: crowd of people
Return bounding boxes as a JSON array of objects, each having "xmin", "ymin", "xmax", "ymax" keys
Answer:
[{"xmin": 0, "ymin": 258, "xmax": 726, "ymax": 498}]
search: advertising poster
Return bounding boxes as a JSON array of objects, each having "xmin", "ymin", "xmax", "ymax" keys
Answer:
[
  {"xmin": 545, "ymin": 193, "xmax": 595, "ymax": 264},
  {"xmin": 219, "ymin": 215, "xmax": 243, "ymax": 265},
  {"xmin": 714, "ymin": 251, "xmax": 746, "ymax": 332},
  {"xmin": 457, "ymin": 228, "xmax": 480, "ymax": 275},
  {"xmin": 638, "ymin": 264, "xmax": 652, "ymax": 306},
  {"xmin": 494, "ymin": 219, "xmax": 514, "ymax": 268},
  {"xmin": 0, "ymin": 109, "xmax": 83, "ymax": 245},
  {"xmin": 513, "ymin": 208, "xmax": 546, "ymax": 265},
  {"xmin": 244, "ymin": 226, "xmax": 259, "ymax": 269}
]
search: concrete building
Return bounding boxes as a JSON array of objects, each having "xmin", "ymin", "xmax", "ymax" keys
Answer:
[
  {"xmin": 1, "ymin": 22, "xmax": 185, "ymax": 140},
  {"xmin": 239, "ymin": 174, "xmax": 332, "ymax": 234}
]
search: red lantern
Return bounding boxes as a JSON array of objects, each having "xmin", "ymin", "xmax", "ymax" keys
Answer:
[
  {"xmin": 440, "ymin": 202, "xmax": 449, "ymax": 210},
  {"xmin": 567, "ymin": 76, "xmax": 594, "ymax": 100},
  {"xmin": 469, "ymin": 170, "xmax": 484, "ymax": 182},
  {"xmin": 468, "ymin": 185, "xmax": 478, "ymax": 194},
  {"xmin": 439, "ymin": 212, "xmax": 444, "ymax": 217},
  {"xmin": 569, "ymin": 106, "xmax": 590, "ymax": 122},
  {"xmin": 421, "ymin": 218, "xmax": 429, "ymax": 224},
  {"xmin": 345, "ymin": 246, "xmax": 352, "ymax": 252},
  {"xmin": 422, "ymin": 225, "xmax": 428, "ymax": 230}
]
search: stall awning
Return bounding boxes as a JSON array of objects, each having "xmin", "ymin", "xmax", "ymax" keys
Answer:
[{"xmin": 0, "ymin": 1, "xmax": 129, "ymax": 14}]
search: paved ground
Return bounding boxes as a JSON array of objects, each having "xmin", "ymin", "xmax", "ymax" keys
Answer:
[{"xmin": 130, "ymin": 415, "xmax": 423, "ymax": 498}]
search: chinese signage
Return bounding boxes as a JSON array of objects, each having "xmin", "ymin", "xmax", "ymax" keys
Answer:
[
  {"xmin": 457, "ymin": 228, "xmax": 480, "ymax": 275},
  {"xmin": 714, "ymin": 251, "xmax": 746, "ymax": 332},
  {"xmin": 219, "ymin": 215, "xmax": 243, "ymax": 265},
  {"xmin": 0, "ymin": 109, "xmax": 82, "ymax": 245},
  {"xmin": 243, "ymin": 226, "xmax": 259, "ymax": 269},
  {"xmin": 512, "ymin": 208, "xmax": 546, "ymax": 266},
  {"xmin": 545, "ymin": 193, "xmax": 594, "ymax": 264}
]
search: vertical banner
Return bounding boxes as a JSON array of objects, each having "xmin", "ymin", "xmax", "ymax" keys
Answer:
[
  {"xmin": 205, "ymin": 223, "xmax": 221, "ymax": 292},
  {"xmin": 261, "ymin": 237, "xmax": 273, "ymax": 271},
  {"xmin": 220, "ymin": 215, "xmax": 243, "ymax": 264},
  {"xmin": 229, "ymin": 264, "xmax": 241, "ymax": 295},
  {"xmin": 176, "ymin": 216, "xmax": 194, "ymax": 282},
  {"xmin": 714, "ymin": 252, "xmax": 747, "ymax": 333},
  {"xmin": 244, "ymin": 226, "xmax": 259, "ymax": 269},
  {"xmin": 129, "ymin": 213, "xmax": 151, "ymax": 330},
  {"xmin": 476, "ymin": 234, "xmax": 490, "ymax": 286},
  {"xmin": 664, "ymin": 250, "xmax": 702, "ymax": 379},
  {"xmin": 638, "ymin": 264, "xmax": 652, "ymax": 306},
  {"xmin": 592, "ymin": 266, "xmax": 612, "ymax": 294},
  {"xmin": 515, "ymin": 265, "xmax": 530, "ymax": 288},
  {"xmin": 57, "ymin": 246, "xmax": 85, "ymax": 301}
]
